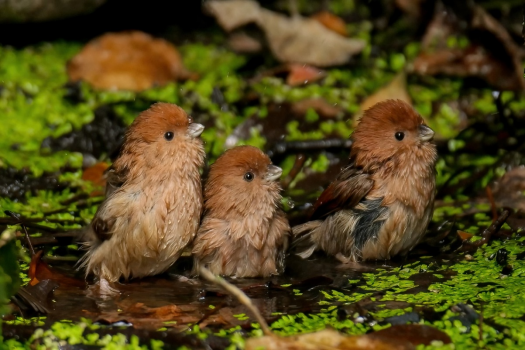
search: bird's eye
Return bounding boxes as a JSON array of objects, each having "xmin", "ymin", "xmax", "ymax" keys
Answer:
[
  {"xmin": 164, "ymin": 132, "xmax": 174, "ymax": 141},
  {"xmin": 395, "ymin": 132, "xmax": 404, "ymax": 141},
  {"xmin": 244, "ymin": 172, "xmax": 254, "ymax": 182}
]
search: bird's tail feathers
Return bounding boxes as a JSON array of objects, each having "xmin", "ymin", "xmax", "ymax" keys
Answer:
[{"xmin": 291, "ymin": 220, "xmax": 322, "ymax": 259}]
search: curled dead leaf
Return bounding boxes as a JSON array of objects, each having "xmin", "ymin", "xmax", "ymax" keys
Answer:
[
  {"xmin": 492, "ymin": 167, "xmax": 525, "ymax": 212},
  {"xmin": 354, "ymin": 72, "xmax": 411, "ymax": 125},
  {"xmin": 311, "ymin": 11, "xmax": 348, "ymax": 37},
  {"xmin": 286, "ymin": 64, "xmax": 327, "ymax": 86},
  {"xmin": 412, "ymin": 3, "xmax": 525, "ymax": 91},
  {"xmin": 457, "ymin": 230, "xmax": 474, "ymax": 241},
  {"xmin": 246, "ymin": 324, "xmax": 451, "ymax": 350},
  {"xmin": 29, "ymin": 250, "xmax": 85, "ymax": 288},
  {"xmin": 291, "ymin": 98, "xmax": 343, "ymax": 119},
  {"xmin": 67, "ymin": 31, "xmax": 195, "ymax": 91},
  {"xmin": 205, "ymin": 0, "xmax": 365, "ymax": 67},
  {"xmin": 82, "ymin": 162, "xmax": 109, "ymax": 197}
]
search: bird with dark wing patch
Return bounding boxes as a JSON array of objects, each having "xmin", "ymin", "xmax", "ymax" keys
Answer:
[{"xmin": 292, "ymin": 99, "xmax": 437, "ymax": 262}]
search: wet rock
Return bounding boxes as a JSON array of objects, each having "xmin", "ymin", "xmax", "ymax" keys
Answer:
[
  {"xmin": 0, "ymin": 167, "xmax": 65, "ymax": 201},
  {"xmin": 41, "ymin": 105, "xmax": 127, "ymax": 161},
  {"xmin": 0, "ymin": 0, "xmax": 107, "ymax": 23}
]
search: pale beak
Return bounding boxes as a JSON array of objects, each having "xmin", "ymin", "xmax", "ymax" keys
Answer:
[
  {"xmin": 419, "ymin": 124, "xmax": 434, "ymax": 142},
  {"xmin": 187, "ymin": 123, "xmax": 205, "ymax": 138},
  {"xmin": 265, "ymin": 164, "xmax": 282, "ymax": 181}
]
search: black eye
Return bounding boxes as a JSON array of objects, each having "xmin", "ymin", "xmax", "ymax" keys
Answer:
[
  {"xmin": 244, "ymin": 172, "xmax": 254, "ymax": 182},
  {"xmin": 164, "ymin": 132, "xmax": 174, "ymax": 141},
  {"xmin": 395, "ymin": 132, "xmax": 404, "ymax": 141}
]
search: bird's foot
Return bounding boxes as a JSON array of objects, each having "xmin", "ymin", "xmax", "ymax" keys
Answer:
[
  {"xmin": 86, "ymin": 278, "xmax": 121, "ymax": 298},
  {"xmin": 335, "ymin": 253, "xmax": 352, "ymax": 264}
]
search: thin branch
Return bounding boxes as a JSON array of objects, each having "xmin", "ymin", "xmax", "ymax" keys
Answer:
[
  {"xmin": 198, "ymin": 266, "xmax": 273, "ymax": 336},
  {"xmin": 475, "ymin": 208, "xmax": 511, "ymax": 247},
  {"xmin": 485, "ymin": 186, "xmax": 497, "ymax": 222},
  {"xmin": 4, "ymin": 210, "xmax": 35, "ymax": 256},
  {"xmin": 282, "ymin": 154, "xmax": 307, "ymax": 190}
]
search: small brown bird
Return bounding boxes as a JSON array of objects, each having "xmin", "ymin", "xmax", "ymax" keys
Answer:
[
  {"xmin": 192, "ymin": 145, "xmax": 290, "ymax": 278},
  {"xmin": 80, "ymin": 102, "xmax": 205, "ymax": 284},
  {"xmin": 292, "ymin": 99, "xmax": 437, "ymax": 262}
]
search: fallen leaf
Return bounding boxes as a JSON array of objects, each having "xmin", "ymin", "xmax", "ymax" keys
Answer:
[
  {"xmin": 492, "ymin": 166, "xmax": 525, "ymax": 212},
  {"xmin": 205, "ymin": 0, "xmax": 365, "ymax": 67},
  {"xmin": 82, "ymin": 162, "xmax": 109, "ymax": 196},
  {"xmin": 14, "ymin": 279, "xmax": 59, "ymax": 314},
  {"xmin": 28, "ymin": 250, "xmax": 85, "ymax": 288},
  {"xmin": 311, "ymin": 11, "xmax": 348, "ymax": 37},
  {"xmin": 291, "ymin": 98, "xmax": 343, "ymax": 119},
  {"xmin": 67, "ymin": 31, "xmax": 195, "ymax": 91},
  {"xmin": 412, "ymin": 3, "xmax": 525, "ymax": 91},
  {"xmin": 250, "ymin": 63, "xmax": 326, "ymax": 86},
  {"xmin": 286, "ymin": 64, "xmax": 327, "ymax": 86},
  {"xmin": 246, "ymin": 324, "xmax": 451, "ymax": 350},
  {"xmin": 86, "ymin": 302, "xmax": 201, "ymax": 330},
  {"xmin": 354, "ymin": 71, "xmax": 411, "ymax": 125},
  {"xmin": 457, "ymin": 230, "xmax": 474, "ymax": 241},
  {"xmin": 227, "ymin": 32, "xmax": 263, "ymax": 53}
]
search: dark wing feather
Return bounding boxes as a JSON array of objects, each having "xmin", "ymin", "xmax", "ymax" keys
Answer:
[
  {"xmin": 310, "ymin": 165, "xmax": 374, "ymax": 220},
  {"xmin": 104, "ymin": 164, "xmax": 128, "ymax": 197},
  {"xmin": 90, "ymin": 164, "xmax": 128, "ymax": 242},
  {"xmin": 91, "ymin": 213, "xmax": 115, "ymax": 242}
]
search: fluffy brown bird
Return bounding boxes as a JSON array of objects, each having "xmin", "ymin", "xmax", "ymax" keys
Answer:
[
  {"xmin": 192, "ymin": 146, "xmax": 290, "ymax": 278},
  {"xmin": 80, "ymin": 102, "xmax": 205, "ymax": 284},
  {"xmin": 292, "ymin": 99, "xmax": 437, "ymax": 262}
]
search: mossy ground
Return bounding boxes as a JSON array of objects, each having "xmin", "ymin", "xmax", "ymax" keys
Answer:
[{"xmin": 1, "ymin": 8, "xmax": 525, "ymax": 349}]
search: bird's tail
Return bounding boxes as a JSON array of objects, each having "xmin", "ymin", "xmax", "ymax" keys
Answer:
[
  {"xmin": 73, "ymin": 226, "xmax": 100, "ymax": 273},
  {"xmin": 290, "ymin": 220, "xmax": 322, "ymax": 259}
]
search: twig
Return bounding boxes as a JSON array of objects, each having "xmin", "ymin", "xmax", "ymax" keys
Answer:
[
  {"xmin": 485, "ymin": 186, "xmax": 498, "ymax": 222},
  {"xmin": 282, "ymin": 154, "xmax": 307, "ymax": 190},
  {"xmin": 479, "ymin": 303, "xmax": 484, "ymax": 345},
  {"xmin": 198, "ymin": 266, "xmax": 273, "ymax": 336},
  {"xmin": 266, "ymin": 138, "xmax": 352, "ymax": 160},
  {"xmin": 475, "ymin": 208, "xmax": 511, "ymax": 247},
  {"xmin": 4, "ymin": 210, "xmax": 35, "ymax": 256}
]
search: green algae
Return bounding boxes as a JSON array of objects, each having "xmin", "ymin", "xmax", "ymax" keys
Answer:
[{"xmin": 1, "ymin": 32, "xmax": 525, "ymax": 350}]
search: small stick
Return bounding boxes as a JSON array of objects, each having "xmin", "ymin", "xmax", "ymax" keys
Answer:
[
  {"xmin": 479, "ymin": 303, "xmax": 484, "ymax": 345},
  {"xmin": 198, "ymin": 266, "xmax": 273, "ymax": 336},
  {"xmin": 485, "ymin": 186, "xmax": 497, "ymax": 222},
  {"xmin": 4, "ymin": 210, "xmax": 35, "ymax": 256},
  {"xmin": 282, "ymin": 154, "xmax": 307, "ymax": 190},
  {"xmin": 475, "ymin": 208, "xmax": 511, "ymax": 247}
]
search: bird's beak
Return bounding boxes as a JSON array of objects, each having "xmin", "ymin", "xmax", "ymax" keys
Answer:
[
  {"xmin": 265, "ymin": 164, "xmax": 282, "ymax": 182},
  {"xmin": 419, "ymin": 124, "xmax": 434, "ymax": 142},
  {"xmin": 187, "ymin": 123, "xmax": 205, "ymax": 138}
]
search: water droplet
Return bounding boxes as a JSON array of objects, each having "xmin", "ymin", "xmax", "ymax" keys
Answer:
[{"xmin": 287, "ymin": 199, "xmax": 295, "ymax": 209}]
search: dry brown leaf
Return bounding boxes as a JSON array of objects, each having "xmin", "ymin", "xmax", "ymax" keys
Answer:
[
  {"xmin": 29, "ymin": 250, "xmax": 85, "ymax": 288},
  {"xmin": 492, "ymin": 167, "xmax": 525, "ymax": 212},
  {"xmin": 311, "ymin": 11, "xmax": 348, "ymax": 37},
  {"xmin": 286, "ymin": 64, "xmax": 327, "ymax": 86},
  {"xmin": 457, "ymin": 230, "xmax": 474, "ymax": 241},
  {"xmin": 291, "ymin": 98, "xmax": 343, "ymax": 119},
  {"xmin": 227, "ymin": 32, "xmax": 263, "ymax": 53},
  {"xmin": 246, "ymin": 324, "xmax": 450, "ymax": 350},
  {"xmin": 82, "ymin": 161, "xmax": 109, "ymax": 196},
  {"xmin": 354, "ymin": 71, "xmax": 411, "ymax": 125},
  {"xmin": 85, "ymin": 302, "xmax": 201, "ymax": 330},
  {"xmin": 204, "ymin": 0, "xmax": 365, "ymax": 67},
  {"xmin": 412, "ymin": 3, "xmax": 525, "ymax": 91},
  {"xmin": 67, "ymin": 31, "xmax": 195, "ymax": 91}
]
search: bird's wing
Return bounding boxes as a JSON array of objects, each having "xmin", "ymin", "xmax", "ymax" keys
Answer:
[
  {"xmin": 90, "ymin": 210, "xmax": 116, "ymax": 242},
  {"xmin": 103, "ymin": 164, "xmax": 128, "ymax": 198},
  {"xmin": 89, "ymin": 164, "xmax": 128, "ymax": 242},
  {"xmin": 309, "ymin": 165, "xmax": 374, "ymax": 220}
]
